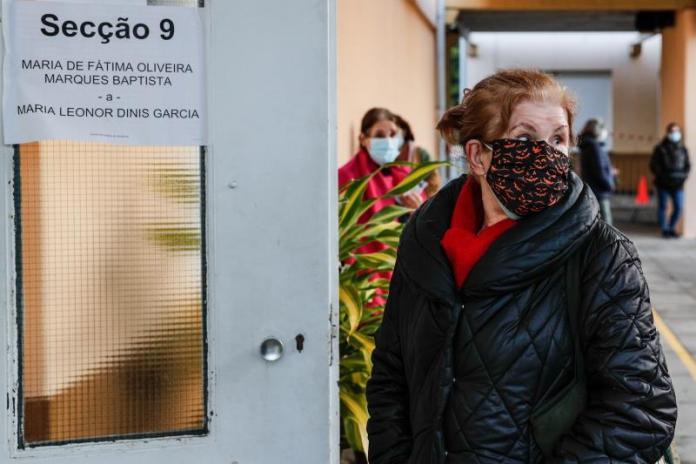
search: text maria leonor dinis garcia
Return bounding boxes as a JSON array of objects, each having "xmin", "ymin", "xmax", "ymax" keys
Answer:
[{"xmin": 2, "ymin": 0, "xmax": 208, "ymax": 145}]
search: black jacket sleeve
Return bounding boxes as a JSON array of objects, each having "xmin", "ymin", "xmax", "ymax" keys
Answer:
[
  {"xmin": 366, "ymin": 266, "xmax": 412, "ymax": 464},
  {"xmin": 551, "ymin": 235, "xmax": 677, "ymax": 463},
  {"xmin": 650, "ymin": 146, "xmax": 665, "ymax": 181},
  {"xmin": 581, "ymin": 141, "xmax": 614, "ymax": 193},
  {"xmin": 592, "ymin": 143, "xmax": 614, "ymax": 192}
]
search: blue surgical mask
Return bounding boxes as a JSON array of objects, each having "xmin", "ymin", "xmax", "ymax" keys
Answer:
[
  {"xmin": 395, "ymin": 133, "xmax": 405, "ymax": 150},
  {"xmin": 368, "ymin": 137, "xmax": 401, "ymax": 165},
  {"xmin": 668, "ymin": 131, "xmax": 682, "ymax": 143}
]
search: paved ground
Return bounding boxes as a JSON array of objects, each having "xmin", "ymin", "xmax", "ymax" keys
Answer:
[{"xmin": 619, "ymin": 218, "xmax": 696, "ymax": 463}]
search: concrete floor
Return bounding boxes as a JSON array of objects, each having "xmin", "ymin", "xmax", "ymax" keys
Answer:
[{"xmin": 619, "ymin": 219, "xmax": 696, "ymax": 463}]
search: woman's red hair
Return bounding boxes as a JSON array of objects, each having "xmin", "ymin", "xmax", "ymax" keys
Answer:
[{"xmin": 437, "ymin": 69, "xmax": 577, "ymax": 145}]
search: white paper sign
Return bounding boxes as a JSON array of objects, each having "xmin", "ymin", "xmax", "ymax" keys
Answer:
[{"xmin": 3, "ymin": 0, "xmax": 207, "ymax": 145}]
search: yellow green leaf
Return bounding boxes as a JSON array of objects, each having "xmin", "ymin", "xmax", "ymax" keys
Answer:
[
  {"xmin": 340, "ymin": 388, "xmax": 369, "ymax": 453},
  {"xmin": 349, "ymin": 331, "xmax": 375, "ymax": 357},
  {"xmin": 339, "ymin": 284, "xmax": 363, "ymax": 335},
  {"xmin": 339, "ymin": 173, "xmax": 378, "ymax": 229},
  {"xmin": 368, "ymin": 204, "xmax": 412, "ymax": 224},
  {"xmin": 353, "ymin": 251, "xmax": 396, "ymax": 270},
  {"xmin": 384, "ymin": 161, "xmax": 448, "ymax": 197}
]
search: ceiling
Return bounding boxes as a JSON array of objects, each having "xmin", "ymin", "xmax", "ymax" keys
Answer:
[{"xmin": 455, "ymin": 10, "xmax": 675, "ymax": 32}]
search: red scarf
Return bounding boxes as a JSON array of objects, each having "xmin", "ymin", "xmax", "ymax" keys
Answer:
[{"xmin": 441, "ymin": 178, "xmax": 517, "ymax": 288}]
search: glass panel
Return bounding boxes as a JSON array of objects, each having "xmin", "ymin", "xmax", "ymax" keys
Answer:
[{"xmin": 17, "ymin": 142, "xmax": 206, "ymax": 445}]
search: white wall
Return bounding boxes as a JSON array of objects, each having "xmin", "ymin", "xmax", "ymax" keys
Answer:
[
  {"xmin": 464, "ymin": 32, "xmax": 662, "ymax": 153},
  {"xmin": 552, "ymin": 71, "xmax": 613, "ymax": 148}
]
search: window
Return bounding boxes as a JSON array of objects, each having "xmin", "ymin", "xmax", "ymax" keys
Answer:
[{"xmin": 16, "ymin": 141, "xmax": 207, "ymax": 447}]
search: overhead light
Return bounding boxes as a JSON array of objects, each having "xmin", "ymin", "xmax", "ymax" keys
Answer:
[
  {"xmin": 629, "ymin": 32, "xmax": 657, "ymax": 59},
  {"xmin": 459, "ymin": 28, "xmax": 478, "ymax": 58},
  {"xmin": 468, "ymin": 42, "xmax": 479, "ymax": 58}
]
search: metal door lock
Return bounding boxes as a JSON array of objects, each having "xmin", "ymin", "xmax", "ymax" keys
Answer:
[{"xmin": 295, "ymin": 334, "xmax": 305, "ymax": 352}]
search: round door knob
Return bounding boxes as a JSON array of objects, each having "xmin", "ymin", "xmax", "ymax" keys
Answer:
[{"xmin": 260, "ymin": 338, "xmax": 284, "ymax": 362}]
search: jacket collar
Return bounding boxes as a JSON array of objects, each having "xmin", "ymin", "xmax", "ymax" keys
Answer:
[{"xmin": 397, "ymin": 173, "xmax": 599, "ymax": 303}]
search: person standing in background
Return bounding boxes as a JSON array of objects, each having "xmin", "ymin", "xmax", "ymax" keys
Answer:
[
  {"xmin": 579, "ymin": 118, "xmax": 616, "ymax": 225},
  {"xmin": 338, "ymin": 108, "xmax": 424, "ymax": 308},
  {"xmin": 650, "ymin": 122, "xmax": 691, "ymax": 238},
  {"xmin": 394, "ymin": 115, "xmax": 442, "ymax": 198},
  {"xmin": 339, "ymin": 107, "xmax": 423, "ymax": 216}
]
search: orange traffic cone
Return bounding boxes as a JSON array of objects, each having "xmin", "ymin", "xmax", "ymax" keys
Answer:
[{"xmin": 635, "ymin": 175, "xmax": 650, "ymax": 205}]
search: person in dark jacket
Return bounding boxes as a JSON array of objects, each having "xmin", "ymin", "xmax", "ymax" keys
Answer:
[
  {"xmin": 650, "ymin": 122, "xmax": 691, "ymax": 238},
  {"xmin": 366, "ymin": 69, "xmax": 676, "ymax": 464},
  {"xmin": 578, "ymin": 118, "xmax": 616, "ymax": 225}
]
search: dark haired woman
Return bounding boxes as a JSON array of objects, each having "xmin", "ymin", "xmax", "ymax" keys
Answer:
[
  {"xmin": 578, "ymin": 118, "xmax": 616, "ymax": 226},
  {"xmin": 651, "ymin": 122, "xmax": 691, "ymax": 238},
  {"xmin": 339, "ymin": 108, "xmax": 427, "ymax": 309},
  {"xmin": 339, "ymin": 107, "xmax": 423, "ymax": 218}
]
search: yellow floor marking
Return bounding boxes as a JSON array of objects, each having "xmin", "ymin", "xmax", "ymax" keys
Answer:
[{"xmin": 654, "ymin": 308, "xmax": 696, "ymax": 382}]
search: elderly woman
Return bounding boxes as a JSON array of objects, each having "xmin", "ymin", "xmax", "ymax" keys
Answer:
[{"xmin": 366, "ymin": 69, "xmax": 676, "ymax": 463}]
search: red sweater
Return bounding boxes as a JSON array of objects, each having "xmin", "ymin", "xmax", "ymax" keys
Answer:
[
  {"xmin": 339, "ymin": 149, "xmax": 413, "ymax": 225},
  {"xmin": 440, "ymin": 178, "xmax": 517, "ymax": 288}
]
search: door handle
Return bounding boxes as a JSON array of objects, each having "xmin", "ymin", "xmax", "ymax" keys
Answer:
[{"xmin": 260, "ymin": 337, "xmax": 284, "ymax": 362}]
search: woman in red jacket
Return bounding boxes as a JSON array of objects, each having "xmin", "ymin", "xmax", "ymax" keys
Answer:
[
  {"xmin": 339, "ymin": 108, "xmax": 426, "ymax": 308},
  {"xmin": 339, "ymin": 107, "xmax": 423, "ymax": 221}
]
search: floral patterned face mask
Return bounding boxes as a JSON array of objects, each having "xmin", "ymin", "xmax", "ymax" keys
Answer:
[{"xmin": 483, "ymin": 139, "xmax": 571, "ymax": 217}]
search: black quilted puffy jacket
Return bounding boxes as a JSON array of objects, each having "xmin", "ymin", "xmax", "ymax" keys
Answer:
[{"xmin": 366, "ymin": 173, "xmax": 677, "ymax": 463}]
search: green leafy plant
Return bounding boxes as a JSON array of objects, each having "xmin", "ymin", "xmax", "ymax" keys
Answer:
[{"xmin": 339, "ymin": 161, "xmax": 447, "ymax": 454}]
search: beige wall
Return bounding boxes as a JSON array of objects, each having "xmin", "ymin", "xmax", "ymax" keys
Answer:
[
  {"xmin": 661, "ymin": 9, "xmax": 696, "ymax": 237},
  {"xmin": 337, "ymin": 0, "xmax": 439, "ymax": 165},
  {"xmin": 446, "ymin": 0, "xmax": 696, "ymax": 10},
  {"xmin": 661, "ymin": 14, "xmax": 687, "ymax": 133}
]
